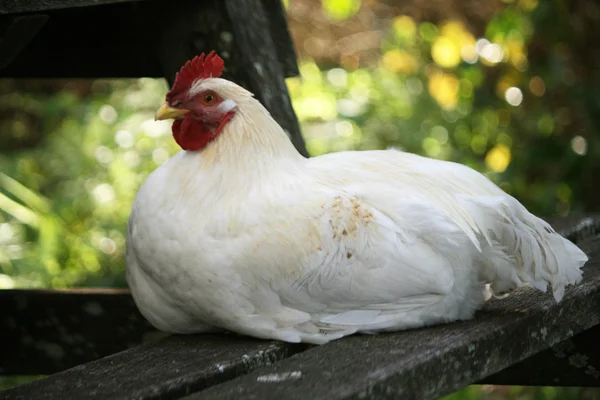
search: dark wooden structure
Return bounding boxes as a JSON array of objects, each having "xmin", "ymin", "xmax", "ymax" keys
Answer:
[
  {"xmin": 2, "ymin": 1, "xmax": 600, "ymax": 399},
  {"xmin": 0, "ymin": 0, "xmax": 308, "ymax": 155}
]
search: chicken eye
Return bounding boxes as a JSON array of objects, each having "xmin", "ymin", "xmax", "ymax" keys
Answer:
[{"xmin": 203, "ymin": 94, "xmax": 216, "ymax": 105}]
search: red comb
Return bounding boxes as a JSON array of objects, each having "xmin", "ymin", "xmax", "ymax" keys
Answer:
[{"xmin": 167, "ymin": 51, "xmax": 224, "ymax": 102}]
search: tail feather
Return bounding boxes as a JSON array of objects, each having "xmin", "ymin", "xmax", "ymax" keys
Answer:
[{"xmin": 463, "ymin": 196, "xmax": 587, "ymax": 302}]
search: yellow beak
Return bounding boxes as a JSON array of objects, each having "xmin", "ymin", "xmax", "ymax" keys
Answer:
[{"xmin": 154, "ymin": 103, "xmax": 189, "ymax": 121}]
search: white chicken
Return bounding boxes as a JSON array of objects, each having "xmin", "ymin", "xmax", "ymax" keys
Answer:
[{"xmin": 126, "ymin": 52, "xmax": 588, "ymax": 344}]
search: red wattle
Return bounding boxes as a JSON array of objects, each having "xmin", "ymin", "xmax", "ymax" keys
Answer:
[{"xmin": 172, "ymin": 115, "xmax": 218, "ymax": 151}]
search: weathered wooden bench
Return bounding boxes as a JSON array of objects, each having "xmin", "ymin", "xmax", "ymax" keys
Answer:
[{"xmin": 2, "ymin": 1, "xmax": 600, "ymax": 399}]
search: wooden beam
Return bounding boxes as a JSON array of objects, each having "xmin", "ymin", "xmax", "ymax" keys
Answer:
[
  {"xmin": 0, "ymin": 2, "xmax": 163, "ymax": 78},
  {"xmin": 260, "ymin": 0, "xmax": 300, "ymax": 77},
  {"xmin": 546, "ymin": 214, "xmax": 600, "ymax": 245},
  {"xmin": 0, "ymin": 0, "xmax": 300, "ymax": 80},
  {"xmin": 223, "ymin": 0, "xmax": 307, "ymax": 156},
  {"xmin": 0, "ymin": 334, "xmax": 306, "ymax": 399},
  {"xmin": 0, "ymin": 15, "xmax": 48, "ymax": 69},
  {"xmin": 0, "ymin": 0, "xmax": 145, "ymax": 15},
  {"xmin": 480, "ymin": 323, "xmax": 600, "ymax": 387}
]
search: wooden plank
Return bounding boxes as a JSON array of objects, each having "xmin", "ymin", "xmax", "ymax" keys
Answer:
[
  {"xmin": 154, "ymin": 0, "xmax": 221, "ymax": 88},
  {"xmin": 260, "ymin": 0, "xmax": 300, "ymax": 77},
  {"xmin": 0, "ymin": 335, "xmax": 306, "ymax": 400},
  {"xmin": 182, "ymin": 219, "xmax": 600, "ymax": 400},
  {"xmin": 546, "ymin": 214, "xmax": 600, "ymax": 244},
  {"xmin": 0, "ymin": 0, "xmax": 301, "ymax": 79},
  {"xmin": 0, "ymin": 15, "xmax": 49, "ymax": 69},
  {"xmin": 0, "ymin": 289, "xmax": 156, "ymax": 375},
  {"xmin": 0, "ymin": 0, "xmax": 144, "ymax": 15},
  {"xmin": 480, "ymin": 323, "xmax": 600, "ymax": 387},
  {"xmin": 0, "ymin": 2, "xmax": 163, "ymax": 77},
  {"xmin": 1, "ymin": 0, "xmax": 300, "ymax": 80},
  {"xmin": 223, "ymin": 0, "xmax": 308, "ymax": 156}
]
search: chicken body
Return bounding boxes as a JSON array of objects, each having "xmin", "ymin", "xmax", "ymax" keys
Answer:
[{"xmin": 126, "ymin": 78, "xmax": 587, "ymax": 344}]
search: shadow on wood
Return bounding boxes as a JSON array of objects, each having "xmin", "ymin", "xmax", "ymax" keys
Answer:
[
  {"xmin": 480, "ymin": 323, "xmax": 600, "ymax": 387},
  {"xmin": 0, "ymin": 289, "xmax": 156, "ymax": 375}
]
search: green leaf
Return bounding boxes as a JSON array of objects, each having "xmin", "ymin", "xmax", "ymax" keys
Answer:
[
  {"xmin": 0, "ymin": 172, "xmax": 51, "ymax": 214},
  {"xmin": 0, "ymin": 192, "xmax": 40, "ymax": 227}
]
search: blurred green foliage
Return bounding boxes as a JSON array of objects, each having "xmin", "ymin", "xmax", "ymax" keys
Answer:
[
  {"xmin": 293, "ymin": 0, "xmax": 598, "ymax": 219},
  {"xmin": 443, "ymin": 385, "xmax": 599, "ymax": 400},
  {"xmin": 0, "ymin": 78, "xmax": 175, "ymax": 288}
]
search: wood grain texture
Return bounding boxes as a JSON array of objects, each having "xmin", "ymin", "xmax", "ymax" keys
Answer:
[
  {"xmin": 0, "ymin": 335, "xmax": 306, "ymax": 400},
  {"xmin": 260, "ymin": 0, "xmax": 300, "ymax": 77},
  {"xmin": 223, "ymin": 0, "xmax": 307, "ymax": 156},
  {"xmin": 480, "ymin": 323, "xmax": 600, "ymax": 387},
  {"xmin": 546, "ymin": 214, "xmax": 600, "ymax": 244}
]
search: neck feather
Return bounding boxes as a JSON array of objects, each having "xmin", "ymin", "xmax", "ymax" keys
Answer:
[{"xmin": 197, "ymin": 98, "xmax": 305, "ymax": 172}]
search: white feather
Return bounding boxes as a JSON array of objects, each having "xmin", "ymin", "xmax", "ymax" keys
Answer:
[
  {"xmin": 218, "ymin": 99, "xmax": 237, "ymax": 113},
  {"xmin": 126, "ymin": 78, "xmax": 588, "ymax": 344}
]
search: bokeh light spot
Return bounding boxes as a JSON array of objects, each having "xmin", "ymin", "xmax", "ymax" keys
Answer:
[
  {"xmin": 505, "ymin": 87, "xmax": 523, "ymax": 106},
  {"xmin": 485, "ymin": 145, "xmax": 511, "ymax": 172},
  {"xmin": 571, "ymin": 136, "xmax": 587, "ymax": 155}
]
